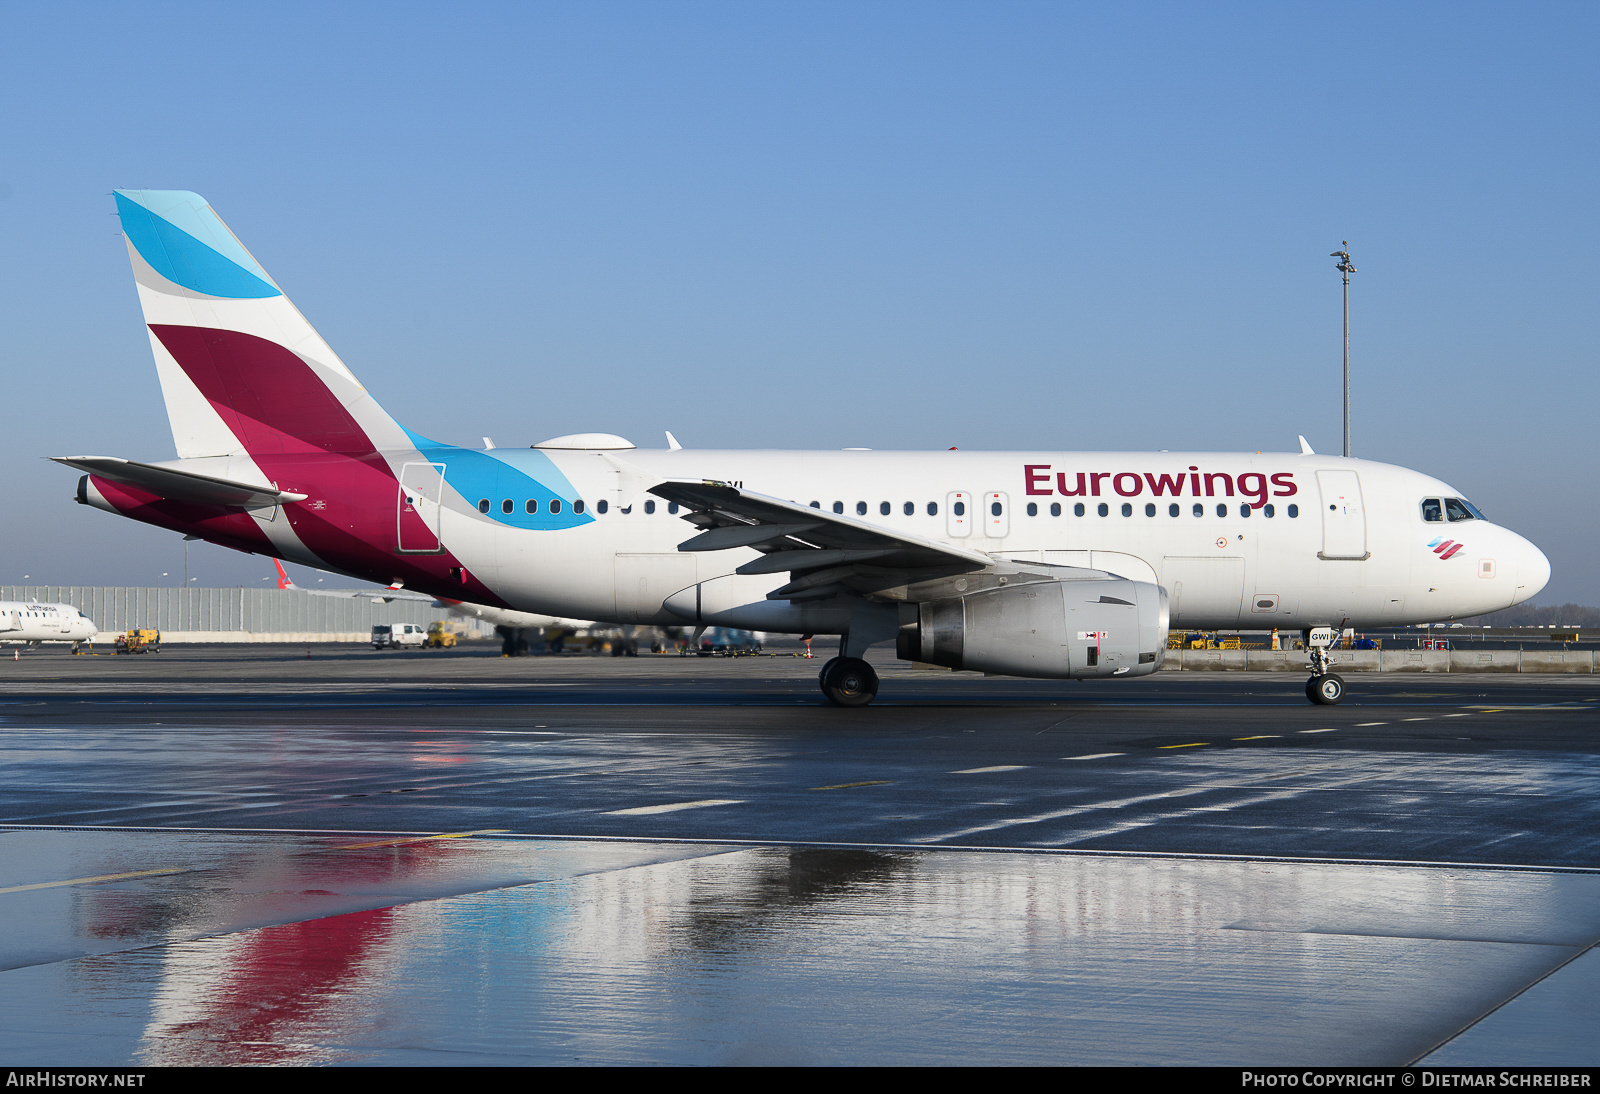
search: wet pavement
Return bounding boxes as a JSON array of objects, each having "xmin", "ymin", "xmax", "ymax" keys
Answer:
[{"xmin": 2, "ymin": 648, "xmax": 1598, "ymax": 1064}]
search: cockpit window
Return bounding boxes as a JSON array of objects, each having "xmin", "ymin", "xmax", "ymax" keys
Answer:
[
  {"xmin": 1421, "ymin": 498, "xmax": 1443, "ymax": 522},
  {"xmin": 1445, "ymin": 497, "xmax": 1483, "ymax": 522}
]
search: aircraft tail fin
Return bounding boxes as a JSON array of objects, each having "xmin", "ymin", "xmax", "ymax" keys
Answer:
[
  {"xmin": 273, "ymin": 559, "xmax": 295, "ymax": 591},
  {"xmin": 113, "ymin": 190, "xmax": 408, "ymax": 460}
]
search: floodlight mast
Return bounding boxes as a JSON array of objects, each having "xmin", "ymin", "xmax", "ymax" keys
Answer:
[{"xmin": 1331, "ymin": 243, "xmax": 1356, "ymax": 457}]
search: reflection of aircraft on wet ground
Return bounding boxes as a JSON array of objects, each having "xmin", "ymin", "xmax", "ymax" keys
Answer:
[
  {"xmin": 61, "ymin": 190, "xmax": 1550, "ymax": 706},
  {"xmin": 273, "ymin": 560, "xmax": 623, "ymax": 655},
  {"xmin": 0, "ymin": 600, "xmax": 98, "ymax": 650}
]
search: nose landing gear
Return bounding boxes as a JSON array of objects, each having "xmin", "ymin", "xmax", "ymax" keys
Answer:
[
  {"xmin": 1304, "ymin": 636, "xmax": 1344, "ymax": 705},
  {"xmin": 1306, "ymin": 672, "xmax": 1346, "ymax": 705}
]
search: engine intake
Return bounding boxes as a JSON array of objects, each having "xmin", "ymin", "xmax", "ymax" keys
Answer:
[{"xmin": 896, "ymin": 575, "xmax": 1168, "ymax": 679}]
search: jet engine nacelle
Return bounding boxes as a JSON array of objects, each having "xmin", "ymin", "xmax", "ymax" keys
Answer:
[{"xmin": 896, "ymin": 575, "xmax": 1169, "ymax": 679}]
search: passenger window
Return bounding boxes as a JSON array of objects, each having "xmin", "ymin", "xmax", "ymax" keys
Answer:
[
  {"xmin": 1445, "ymin": 498, "xmax": 1477, "ymax": 522},
  {"xmin": 502, "ymin": 499, "xmax": 513, "ymax": 514},
  {"xmin": 644, "ymin": 500, "xmax": 656, "ymax": 514},
  {"xmin": 991, "ymin": 501, "xmax": 1003, "ymax": 517},
  {"xmin": 596, "ymin": 500, "xmax": 608, "ymax": 514},
  {"xmin": 1121, "ymin": 503, "xmax": 1132, "ymax": 517},
  {"xmin": 1216, "ymin": 504, "xmax": 1227, "ymax": 517},
  {"xmin": 904, "ymin": 501, "xmax": 914, "ymax": 516},
  {"xmin": 574, "ymin": 500, "xmax": 585, "ymax": 514},
  {"xmin": 810, "ymin": 501, "xmax": 820, "ymax": 509},
  {"xmin": 1050, "ymin": 502, "xmax": 1061, "ymax": 517},
  {"xmin": 833, "ymin": 501, "xmax": 844, "ymax": 514},
  {"xmin": 880, "ymin": 501, "xmax": 891, "ymax": 516},
  {"xmin": 1097, "ymin": 503, "xmax": 1109, "ymax": 517},
  {"xmin": 1240, "ymin": 504, "xmax": 1251, "ymax": 517},
  {"xmin": 928, "ymin": 502, "xmax": 938, "ymax": 516},
  {"xmin": 1074, "ymin": 503, "xmax": 1085, "ymax": 517},
  {"xmin": 668, "ymin": 502, "xmax": 679, "ymax": 515},
  {"xmin": 1169, "ymin": 503, "xmax": 1179, "ymax": 517},
  {"xmin": 1287, "ymin": 504, "xmax": 1299, "ymax": 518},
  {"xmin": 526, "ymin": 499, "xmax": 538, "ymax": 514},
  {"xmin": 954, "ymin": 501, "xmax": 965, "ymax": 516},
  {"xmin": 1193, "ymin": 503, "xmax": 1203, "ymax": 517},
  {"xmin": 856, "ymin": 501, "xmax": 868, "ymax": 516},
  {"xmin": 1026, "ymin": 502, "xmax": 1038, "ymax": 517},
  {"xmin": 1263, "ymin": 504, "xmax": 1274, "ymax": 517},
  {"xmin": 478, "ymin": 499, "xmax": 490, "ymax": 513},
  {"xmin": 1422, "ymin": 498, "xmax": 1443, "ymax": 522},
  {"xmin": 1144, "ymin": 503, "xmax": 1156, "ymax": 517},
  {"xmin": 551, "ymin": 499, "xmax": 563, "ymax": 514}
]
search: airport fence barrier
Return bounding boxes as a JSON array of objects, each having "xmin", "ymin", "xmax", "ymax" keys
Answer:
[
  {"xmin": 1162, "ymin": 648, "xmax": 1598, "ymax": 673},
  {"xmin": 0, "ymin": 586, "xmax": 497, "ymax": 642}
]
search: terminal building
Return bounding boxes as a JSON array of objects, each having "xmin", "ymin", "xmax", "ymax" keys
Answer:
[{"xmin": 0, "ymin": 586, "xmax": 496, "ymax": 644}]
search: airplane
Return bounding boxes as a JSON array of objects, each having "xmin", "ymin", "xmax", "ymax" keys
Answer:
[
  {"xmin": 0, "ymin": 601, "xmax": 99, "ymax": 650},
  {"xmin": 272, "ymin": 559, "xmax": 616, "ymax": 655},
  {"xmin": 55, "ymin": 190, "xmax": 1550, "ymax": 706}
]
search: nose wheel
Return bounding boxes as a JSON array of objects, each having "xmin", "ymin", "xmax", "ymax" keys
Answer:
[
  {"xmin": 1306, "ymin": 673, "xmax": 1345, "ymax": 705},
  {"xmin": 820, "ymin": 657, "xmax": 879, "ymax": 707}
]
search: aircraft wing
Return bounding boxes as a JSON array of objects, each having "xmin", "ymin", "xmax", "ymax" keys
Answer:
[
  {"xmin": 273, "ymin": 559, "xmax": 435, "ymax": 603},
  {"xmin": 52, "ymin": 456, "xmax": 306, "ymax": 510},
  {"xmin": 651, "ymin": 480, "xmax": 994, "ymax": 602}
]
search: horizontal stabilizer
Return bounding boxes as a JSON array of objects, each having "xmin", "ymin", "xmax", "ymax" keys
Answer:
[{"xmin": 51, "ymin": 456, "xmax": 307, "ymax": 510}]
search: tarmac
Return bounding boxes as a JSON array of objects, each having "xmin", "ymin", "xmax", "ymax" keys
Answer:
[{"xmin": 2, "ymin": 645, "xmax": 1598, "ymax": 1065}]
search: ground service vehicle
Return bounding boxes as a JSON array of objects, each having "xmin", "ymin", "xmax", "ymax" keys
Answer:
[
  {"xmin": 116, "ymin": 629, "xmax": 160, "ymax": 654},
  {"xmin": 371, "ymin": 624, "xmax": 426, "ymax": 649}
]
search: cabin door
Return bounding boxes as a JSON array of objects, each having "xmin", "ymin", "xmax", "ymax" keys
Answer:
[
  {"xmin": 397, "ymin": 462, "xmax": 447, "ymax": 553},
  {"xmin": 1316, "ymin": 470, "xmax": 1368, "ymax": 560}
]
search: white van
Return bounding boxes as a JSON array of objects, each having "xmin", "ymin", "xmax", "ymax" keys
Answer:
[{"xmin": 372, "ymin": 623, "xmax": 427, "ymax": 649}]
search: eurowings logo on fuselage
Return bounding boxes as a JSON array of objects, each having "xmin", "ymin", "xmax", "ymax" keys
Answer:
[
  {"xmin": 1428, "ymin": 538, "xmax": 1465, "ymax": 560},
  {"xmin": 1023, "ymin": 464, "xmax": 1298, "ymax": 505}
]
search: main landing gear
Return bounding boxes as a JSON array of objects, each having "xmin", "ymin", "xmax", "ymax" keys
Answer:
[
  {"xmin": 1305, "ymin": 641, "xmax": 1344, "ymax": 706},
  {"xmin": 818, "ymin": 656, "xmax": 879, "ymax": 707}
]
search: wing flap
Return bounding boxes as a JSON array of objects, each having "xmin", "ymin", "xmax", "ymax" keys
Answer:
[{"xmin": 651, "ymin": 480, "xmax": 993, "ymax": 601}]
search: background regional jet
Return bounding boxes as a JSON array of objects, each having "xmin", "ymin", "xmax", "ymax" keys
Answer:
[
  {"xmin": 56, "ymin": 190, "xmax": 1549, "ymax": 705},
  {"xmin": 0, "ymin": 601, "xmax": 98, "ymax": 649}
]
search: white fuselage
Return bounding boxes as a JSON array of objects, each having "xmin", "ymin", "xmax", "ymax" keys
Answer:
[
  {"xmin": 402, "ymin": 448, "xmax": 1549, "ymax": 633},
  {"xmin": 0, "ymin": 601, "xmax": 99, "ymax": 643}
]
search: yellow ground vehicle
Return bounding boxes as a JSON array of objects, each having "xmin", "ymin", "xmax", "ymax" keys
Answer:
[
  {"xmin": 426, "ymin": 621, "xmax": 458, "ymax": 648},
  {"xmin": 116, "ymin": 629, "xmax": 160, "ymax": 654}
]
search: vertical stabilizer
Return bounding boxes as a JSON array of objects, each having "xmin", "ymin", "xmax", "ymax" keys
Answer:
[{"xmin": 114, "ymin": 190, "xmax": 405, "ymax": 460}]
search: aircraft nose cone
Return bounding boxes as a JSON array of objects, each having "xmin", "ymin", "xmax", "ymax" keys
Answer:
[{"xmin": 1512, "ymin": 537, "xmax": 1551, "ymax": 606}]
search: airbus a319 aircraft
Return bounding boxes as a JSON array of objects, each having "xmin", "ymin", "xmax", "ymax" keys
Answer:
[{"xmin": 56, "ymin": 191, "xmax": 1550, "ymax": 705}]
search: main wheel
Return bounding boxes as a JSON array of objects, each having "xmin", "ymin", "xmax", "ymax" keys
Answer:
[
  {"xmin": 821, "ymin": 657, "xmax": 879, "ymax": 707},
  {"xmin": 1306, "ymin": 672, "xmax": 1345, "ymax": 705},
  {"xmin": 816, "ymin": 656, "xmax": 841, "ymax": 692}
]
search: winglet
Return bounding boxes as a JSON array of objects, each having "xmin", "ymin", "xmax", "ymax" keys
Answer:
[
  {"xmin": 665, "ymin": 431, "xmax": 683, "ymax": 451},
  {"xmin": 1298, "ymin": 435, "xmax": 1315, "ymax": 455},
  {"xmin": 273, "ymin": 559, "xmax": 295, "ymax": 590}
]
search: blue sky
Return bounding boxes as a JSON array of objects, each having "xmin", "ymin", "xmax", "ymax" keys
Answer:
[{"xmin": 2, "ymin": 1, "xmax": 1596, "ymax": 601}]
